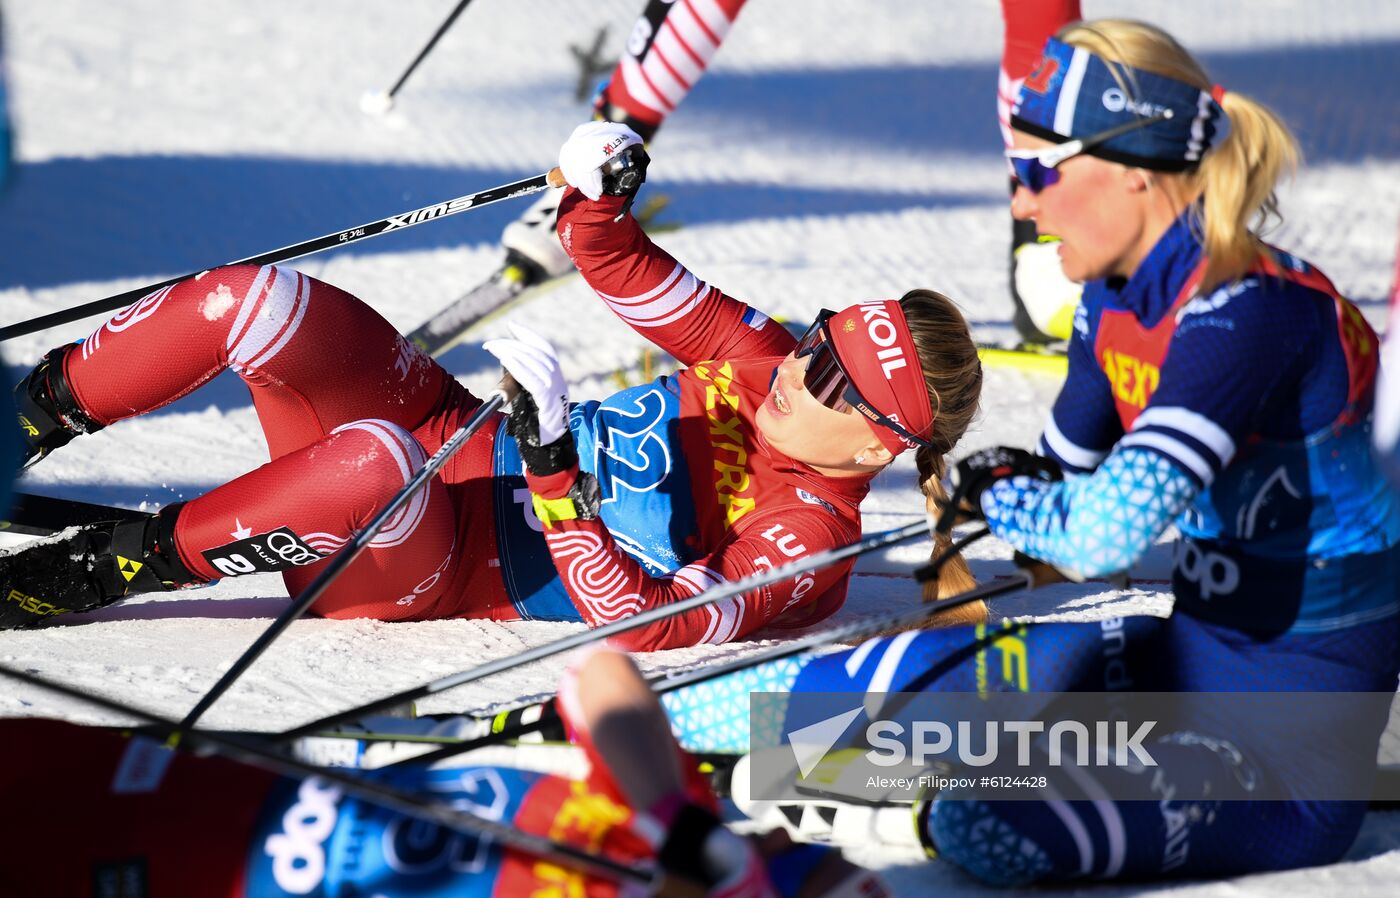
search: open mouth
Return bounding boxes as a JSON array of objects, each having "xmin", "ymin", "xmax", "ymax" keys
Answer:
[{"xmin": 773, "ymin": 382, "xmax": 792, "ymax": 414}]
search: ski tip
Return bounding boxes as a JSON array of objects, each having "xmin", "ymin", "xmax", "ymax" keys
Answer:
[
  {"xmin": 359, "ymin": 90, "xmax": 394, "ymax": 116},
  {"xmin": 976, "ymin": 344, "xmax": 1069, "ymax": 377}
]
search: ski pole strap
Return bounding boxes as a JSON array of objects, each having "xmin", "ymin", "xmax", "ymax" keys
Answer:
[
  {"xmin": 273, "ymin": 519, "xmax": 935, "ymax": 743},
  {"xmin": 532, "ymin": 492, "xmax": 582, "ymax": 525}
]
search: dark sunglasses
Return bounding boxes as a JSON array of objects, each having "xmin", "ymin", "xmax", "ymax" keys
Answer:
[
  {"xmin": 1006, "ymin": 107, "xmax": 1175, "ymax": 193},
  {"xmin": 793, "ymin": 309, "xmax": 935, "ymax": 451}
]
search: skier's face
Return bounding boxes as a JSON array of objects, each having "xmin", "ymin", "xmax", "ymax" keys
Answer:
[
  {"xmin": 1009, "ymin": 131, "xmax": 1152, "ymax": 282},
  {"xmin": 756, "ymin": 352, "xmax": 891, "ymax": 473}
]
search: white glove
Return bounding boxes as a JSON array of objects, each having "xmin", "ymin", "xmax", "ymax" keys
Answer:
[
  {"xmin": 482, "ymin": 322, "xmax": 570, "ymax": 446},
  {"xmin": 558, "ymin": 120, "xmax": 644, "ymax": 201}
]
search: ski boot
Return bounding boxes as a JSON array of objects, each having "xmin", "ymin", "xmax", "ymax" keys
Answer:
[
  {"xmin": 0, "ymin": 506, "xmax": 196, "ymax": 629},
  {"xmin": 12, "ymin": 344, "xmax": 103, "ymax": 467},
  {"xmin": 728, "ymin": 750, "xmax": 926, "ymax": 849},
  {"xmin": 500, "ymin": 186, "xmax": 576, "ymax": 285}
]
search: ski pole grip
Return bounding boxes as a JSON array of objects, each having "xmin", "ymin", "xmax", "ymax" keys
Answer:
[
  {"xmin": 497, "ymin": 372, "xmax": 523, "ymax": 405},
  {"xmin": 547, "ymin": 167, "xmax": 568, "ymax": 189}
]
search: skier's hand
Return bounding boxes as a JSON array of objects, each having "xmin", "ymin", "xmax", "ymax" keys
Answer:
[
  {"xmin": 558, "ymin": 120, "xmax": 648, "ymax": 201},
  {"xmin": 949, "ymin": 446, "xmax": 1063, "ymax": 518},
  {"xmin": 645, "ymin": 797, "xmax": 778, "ymax": 898},
  {"xmin": 484, "ymin": 323, "xmax": 578, "ymax": 480}
]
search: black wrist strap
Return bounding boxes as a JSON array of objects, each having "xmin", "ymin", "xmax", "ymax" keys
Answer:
[{"xmin": 657, "ymin": 803, "xmax": 723, "ymax": 887}]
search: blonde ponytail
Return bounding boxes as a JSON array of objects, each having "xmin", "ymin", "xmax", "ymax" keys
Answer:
[{"xmin": 1191, "ymin": 90, "xmax": 1299, "ymax": 292}]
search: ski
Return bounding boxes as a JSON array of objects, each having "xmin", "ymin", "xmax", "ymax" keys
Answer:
[
  {"xmin": 407, "ymin": 256, "xmax": 534, "ymax": 356},
  {"xmin": 1, "ymin": 492, "xmax": 146, "ymax": 537},
  {"xmin": 976, "ymin": 340, "xmax": 1068, "ymax": 376},
  {"xmin": 408, "ymin": 194, "xmax": 674, "ymax": 358}
]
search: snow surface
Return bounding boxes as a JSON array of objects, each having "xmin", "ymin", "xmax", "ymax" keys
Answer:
[{"xmin": 2, "ymin": 1, "xmax": 1399, "ymax": 894}]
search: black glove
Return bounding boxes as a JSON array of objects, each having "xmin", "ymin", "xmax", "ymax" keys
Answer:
[
  {"xmin": 950, "ymin": 446, "xmax": 1063, "ymax": 518},
  {"xmin": 503, "ymin": 387, "xmax": 578, "ymax": 478},
  {"xmin": 600, "ymin": 144, "xmax": 650, "ymax": 198}
]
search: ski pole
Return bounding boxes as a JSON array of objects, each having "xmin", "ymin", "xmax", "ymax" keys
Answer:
[
  {"xmin": 338, "ymin": 528, "xmax": 997, "ymax": 764},
  {"xmin": 273, "ymin": 519, "xmax": 938, "ymax": 743},
  {"xmin": 361, "ymin": 0, "xmax": 479, "ymax": 115},
  {"xmin": 0, "ymin": 664, "xmax": 684, "ymax": 894},
  {"xmin": 175, "ymin": 385, "xmax": 516, "ymax": 736},
  {"xmin": 390, "ymin": 565, "xmax": 1039, "ymax": 769},
  {"xmin": 0, "ymin": 169, "xmax": 567, "ymax": 343}
]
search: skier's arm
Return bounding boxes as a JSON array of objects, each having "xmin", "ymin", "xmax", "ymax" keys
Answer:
[
  {"xmin": 977, "ymin": 279, "xmax": 1325, "ymax": 578},
  {"xmin": 484, "ymin": 324, "xmax": 846, "ymax": 650},
  {"xmin": 554, "ymin": 125, "xmax": 794, "ymax": 367},
  {"xmin": 1036, "ymin": 314, "xmax": 1122, "ymax": 474},
  {"xmin": 535, "ymin": 501, "xmax": 853, "ymax": 651},
  {"xmin": 977, "ymin": 444, "xmax": 1200, "ymax": 578}
]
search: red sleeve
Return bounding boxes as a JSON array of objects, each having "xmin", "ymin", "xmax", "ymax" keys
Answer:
[
  {"xmin": 0, "ymin": 719, "xmax": 273, "ymax": 898},
  {"xmin": 530, "ymin": 474, "xmax": 854, "ymax": 650},
  {"xmin": 557, "ymin": 189, "xmax": 796, "ymax": 366}
]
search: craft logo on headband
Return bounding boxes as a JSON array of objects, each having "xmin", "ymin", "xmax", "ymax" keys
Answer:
[{"xmin": 1012, "ymin": 37, "xmax": 1229, "ymax": 171}]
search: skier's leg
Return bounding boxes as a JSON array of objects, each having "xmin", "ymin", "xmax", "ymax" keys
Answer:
[
  {"xmin": 1000, "ymin": 0, "xmax": 1083, "ymax": 343},
  {"xmin": 924, "ymin": 748, "xmax": 1367, "ymax": 884},
  {"xmin": 0, "ymin": 509, "xmax": 195, "ymax": 629},
  {"xmin": 19, "ymin": 264, "xmax": 451, "ymax": 462},
  {"xmin": 595, "ymin": 0, "xmax": 749, "ymax": 142},
  {"xmin": 926, "ymin": 613, "xmax": 1399, "ymax": 884},
  {"xmin": 171, "ymin": 417, "xmax": 461, "ymax": 621},
  {"xmin": 663, "ymin": 616, "xmax": 1165, "ymax": 754},
  {"xmin": 500, "ymin": 0, "xmax": 748, "ymax": 281},
  {"xmin": 0, "ymin": 416, "xmax": 460, "ymax": 626}
]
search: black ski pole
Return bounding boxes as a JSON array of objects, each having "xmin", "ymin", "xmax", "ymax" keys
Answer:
[
  {"xmin": 1, "ymin": 169, "xmax": 567, "ymax": 343},
  {"xmin": 361, "ymin": 0, "xmax": 479, "ymax": 115},
  {"xmin": 0, "ymin": 664, "xmax": 678, "ymax": 893},
  {"xmin": 390, "ymin": 565, "xmax": 1037, "ymax": 769},
  {"xmin": 272, "ymin": 519, "xmax": 938, "ymax": 743},
  {"xmin": 174, "ymin": 385, "xmax": 515, "ymax": 736}
]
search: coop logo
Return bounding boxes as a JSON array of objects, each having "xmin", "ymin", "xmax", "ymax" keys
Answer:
[
  {"xmin": 383, "ymin": 197, "xmax": 478, "ymax": 230},
  {"xmin": 265, "ymin": 777, "xmax": 343, "ymax": 894},
  {"xmin": 1102, "ymin": 87, "xmax": 1171, "ymax": 119},
  {"xmin": 1174, "ymin": 541, "xmax": 1240, "ymax": 600},
  {"xmin": 858, "ymin": 300, "xmax": 909, "ymax": 378}
]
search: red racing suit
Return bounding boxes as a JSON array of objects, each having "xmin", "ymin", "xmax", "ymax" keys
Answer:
[{"xmin": 56, "ymin": 199, "xmax": 871, "ymax": 649}]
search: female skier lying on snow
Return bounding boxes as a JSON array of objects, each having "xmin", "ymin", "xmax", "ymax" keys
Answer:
[
  {"xmin": 631, "ymin": 17, "xmax": 1400, "ymax": 887},
  {"xmin": 3, "ymin": 123, "xmax": 984, "ymax": 648},
  {"xmin": 0, "ymin": 648, "xmax": 889, "ymax": 897}
]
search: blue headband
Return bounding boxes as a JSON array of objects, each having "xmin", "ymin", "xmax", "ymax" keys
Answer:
[{"xmin": 1011, "ymin": 37, "xmax": 1229, "ymax": 171}]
